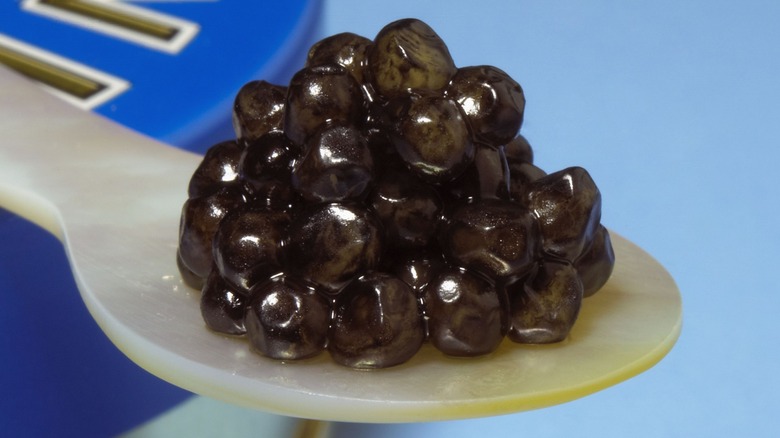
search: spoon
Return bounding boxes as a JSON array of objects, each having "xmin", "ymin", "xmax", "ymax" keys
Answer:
[{"xmin": 0, "ymin": 66, "xmax": 682, "ymax": 423}]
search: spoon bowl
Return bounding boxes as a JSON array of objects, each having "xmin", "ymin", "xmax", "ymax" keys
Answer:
[{"xmin": 0, "ymin": 67, "xmax": 682, "ymax": 423}]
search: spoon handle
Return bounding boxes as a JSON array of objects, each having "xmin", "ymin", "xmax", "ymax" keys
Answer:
[{"xmin": 0, "ymin": 66, "xmax": 200, "ymax": 236}]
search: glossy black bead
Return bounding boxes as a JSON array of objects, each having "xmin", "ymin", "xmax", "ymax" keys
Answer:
[
  {"xmin": 292, "ymin": 123, "xmax": 374, "ymax": 203},
  {"xmin": 392, "ymin": 253, "xmax": 445, "ymax": 294},
  {"xmin": 392, "ymin": 94, "xmax": 475, "ymax": 183},
  {"xmin": 177, "ymin": 249, "xmax": 204, "ymax": 291},
  {"xmin": 200, "ymin": 269, "xmax": 248, "ymax": 336},
  {"xmin": 240, "ymin": 131, "xmax": 299, "ymax": 210},
  {"xmin": 440, "ymin": 199, "xmax": 537, "ymax": 282},
  {"xmin": 446, "ymin": 65, "xmax": 525, "ymax": 147},
  {"xmin": 307, "ymin": 32, "xmax": 373, "ymax": 85},
  {"xmin": 523, "ymin": 166, "xmax": 602, "ymax": 262},
  {"xmin": 422, "ymin": 266, "xmax": 508, "ymax": 356},
  {"xmin": 508, "ymin": 160, "xmax": 547, "ymax": 203},
  {"xmin": 188, "ymin": 139, "xmax": 244, "ymax": 199},
  {"xmin": 329, "ymin": 272, "xmax": 425, "ymax": 368},
  {"xmin": 245, "ymin": 274, "xmax": 331, "ymax": 360},
  {"xmin": 284, "ymin": 64, "xmax": 365, "ymax": 146},
  {"xmin": 284, "ymin": 203, "xmax": 383, "ymax": 292},
  {"xmin": 507, "ymin": 260, "xmax": 583, "ymax": 344},
  {"xmin": 368, "ymin": 18, "xmax": 457, "ymax": 99},
  {"xmin": 369, "ymin": 166, "xmax": 443, "ymax": 249},
  {"xmin": 212, "ymin": 205, "xmax": 290, "ymax": 293},
  {"xmin": 240, "ymin": 131, "xmax": 295, "ymax": 183},
  {"xmin": 178, "ymin": 186, "xmax": 245, "ymax": 279},
  {"xmin": 232, "ymin": 80, "xmax": 287, "ymax": 142},
  {"xmin": 504, "ymin": 134, "xmax": 534, "ymax": 164},
  {"xmin": 575, "ymin": 225, "xmax": 615, "ymax": 297},
  {"xmin": 474, "ymin": 144, "xmax": 511, "ymax": 200}
]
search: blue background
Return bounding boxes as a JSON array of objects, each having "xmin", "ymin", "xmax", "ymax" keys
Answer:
[
  {"xmin": 322, "ymin": 2, "xmax": 780, "ymax": 437},
  {"xmin": 2, "ymin": 1, "xmax": 779, "ymax": 436}
]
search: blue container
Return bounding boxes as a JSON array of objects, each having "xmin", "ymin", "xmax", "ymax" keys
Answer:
[{"xmin": 0, "ymin": 1, "xmax": 322, "ymax": 436}]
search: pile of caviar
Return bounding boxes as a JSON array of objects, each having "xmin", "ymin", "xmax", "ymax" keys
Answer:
[{"xmin": 177, "ymin": 19, "xmax": 615, "ymax": 369}]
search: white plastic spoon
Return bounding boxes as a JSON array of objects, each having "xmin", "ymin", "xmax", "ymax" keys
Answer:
[{"xmin": 0, "ymin": 66, "xmax": 682, "ymax": 423}]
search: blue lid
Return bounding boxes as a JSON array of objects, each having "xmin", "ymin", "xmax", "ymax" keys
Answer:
[
  {"xmin": 1, "ymin": 0, "xmax": 322, "ymax": 152},
  {"xmin": 0, "ymin": 1, "xmax": 322, "ymax": 435}
]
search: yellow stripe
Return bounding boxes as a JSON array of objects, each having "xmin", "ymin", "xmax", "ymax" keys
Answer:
[
  {"xmin": 41, "ymin": 0, "xmax": 179, "ymax": 41},
  {"xmin": 0, "ymin": 45, "xmax": 104, "ymax": 99}
]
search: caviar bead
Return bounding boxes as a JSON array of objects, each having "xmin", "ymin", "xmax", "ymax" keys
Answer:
[
  {"xmin": 178, "ymin": 186, "xmax": 245, "ymax": 279},
  {"xmin": 369, "ymin": 18, "xmax": 457, "ymax": 99},
  {"xmin": 504, "ymin": 134, "xmax": 534, "ymax": 164},
  {"xmin": 392, "ymin": 253, "xmax": 445, "ymax": 294},
  {"xmin": 474, "ymin": 144, "xmax": 511, "ymax": 200},
  {"xmin": 307, "ymin": 32, "xmax": 373, "ymax": 85},
  {"xmin": 291, "ymin": 123, "xmax": 374, "ymax": 203},
  {"xmin": 232, "ymin": 80, "xmax": 286, "ymax": 142},
  {"xmin": 369, "ymin": 166, "xmax": 443, "ymax": 249},
  {"xmin": 329, "ymin": 272, "xmax": 424, "ymax": 368},
  {"xmin": 523, "ymin": 166, "xmax": 602, "ymax": 262},
  {"xmin": 240, "ymin": 131, "xmax": 295, "ymax": 184},
  {"xmin": 239, "ymin": 131, "xmax": 299, "ymax": 210},
  {"xmin": 447, "ymin": 65, "xmax": 525, "ymax": 147},
  {"xmin": 177, "ymin": 249, "xmax": 204, "ymax": 290},
  {"xmin": 423, "ymin": 266, "xmax": 508, "ymax": 356},
  {"xmin": 187, "ymin": 139, "xmax": 244, "ymax": 199},
  {"xmin": 507, "ymin": 260, "xmax": 583, "ymax": 344},
  {"xmin": 575, "ymin": 225, "xmax": 615, "ymax": 297},
  {"xmin": 200, "ymin": 268, "xmax": 248, "ymax": 336},
  {"xmin": 245, "ymin": 274, "xmax": 330, "ymax": 360},
  {"xmin": 392, "ymin": 94, "xmax": 475, "ymax": 183},
  {"xmin": 508, "ymin": 160, "xmax": 547, "ymax": 202},
  {"xmin": 284, "ymin": 64, "xmax": 365, "ymax": 146},
  {"xmin": 212, "ymin": 205, "xmax": 290, "ymax": 292},
  {"xmin": 440, "ymin": 199, "xmax": 537, "ymax": 282},
  {"xmin": 284, "ymin": 203, "xmax": 383, "ymax": 292}
]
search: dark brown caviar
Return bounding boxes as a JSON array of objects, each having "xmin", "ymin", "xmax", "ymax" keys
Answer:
[{"xmin": 177, "ymin": 18, "xmax": 615, "ymax": 369}]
